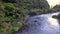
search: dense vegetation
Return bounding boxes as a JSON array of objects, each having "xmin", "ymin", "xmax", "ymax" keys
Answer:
[
  {"xmin": 0, "ymin": 0, "xmax": 60, "ymax": 34},
  {"xmin": 0, "ymin": 0, "xmax": 24, "ymax": 34}
]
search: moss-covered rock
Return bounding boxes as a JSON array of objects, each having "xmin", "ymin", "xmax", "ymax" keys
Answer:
[{"xmin": 52, "ymin": 14, "xmax": 60, "ymax": 19}]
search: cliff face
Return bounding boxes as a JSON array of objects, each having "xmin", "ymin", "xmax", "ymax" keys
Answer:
[
  {"xmin": 2, "ymin": 0, "xmax": 60, "ymax": 9},
  {"xmin": 26, "ymin": 0, "xmax": 50, "ymax": 9},
  {"xmin": 15, "ymin": 0, "xmax": 60, "ymax": 9}
]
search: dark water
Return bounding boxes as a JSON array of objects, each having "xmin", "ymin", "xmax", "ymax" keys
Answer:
[{"xmin": 15, "ymin": 12, "xmax": 60, "ymax": 34}]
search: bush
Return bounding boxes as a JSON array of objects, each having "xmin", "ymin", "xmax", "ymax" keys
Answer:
[
  {"xmin": 52, "ymin": 14, "xmax": 60, "ymax": 19},
  {"xmin": 0, "ymin": 1, "xmax": 24, "ymax": 34}
]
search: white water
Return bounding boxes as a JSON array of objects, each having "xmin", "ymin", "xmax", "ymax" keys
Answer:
[{"xmin": 15, "ymin": 12, "xmax": 60, "ymax": 34}]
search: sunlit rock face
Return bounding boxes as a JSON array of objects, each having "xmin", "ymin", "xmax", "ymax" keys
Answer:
[
  {"xmin": 53, "ymin": 5, "xmax": 60, "ymax": 11},
  {"xmin": 46, "ymin": 0, "xmax": 60, "ymax": 8},
  {"xmin": 15, "ymin": 12, "xmax": 60, "ymax": 34}
]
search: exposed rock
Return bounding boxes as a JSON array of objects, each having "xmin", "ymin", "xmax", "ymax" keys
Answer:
[{"xmin": 53, "ymin": 5, "xmax": 60, "ymax": 11}]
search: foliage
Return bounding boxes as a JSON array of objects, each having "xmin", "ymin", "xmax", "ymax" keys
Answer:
[
  {"xmin": 0, "ymin": 0, "xmax": 24, "ymax": 34},
  {"xmin": 52, "ymin": 14, "xmax": 60, "ymax": 19}
]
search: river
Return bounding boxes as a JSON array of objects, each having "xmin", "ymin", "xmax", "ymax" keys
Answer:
[{"xmin": 15, "ymin": 12, "xmax": 60, "ymax": 34}]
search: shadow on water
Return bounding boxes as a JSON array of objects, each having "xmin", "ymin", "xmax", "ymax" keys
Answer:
[
  {"xmin": 58, "ymin": 19, "xmax": 60, "ymax": 25},
  {"xmin": 28, "ymin": 12, "xmax": 37, "ymax": 17}
]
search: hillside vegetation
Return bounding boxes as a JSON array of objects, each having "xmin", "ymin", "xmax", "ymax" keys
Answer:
[{"xmin": 0, "ymin": 0, "xmax": 60, "ymax": 34}]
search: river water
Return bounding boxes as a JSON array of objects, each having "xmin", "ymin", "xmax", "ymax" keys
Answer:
[{"xmin": 15, "ymin": 12, "xmax": 60, "ymax": 34}]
